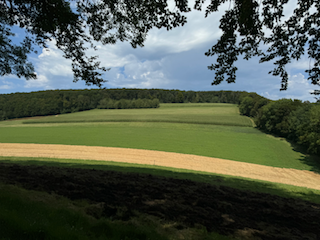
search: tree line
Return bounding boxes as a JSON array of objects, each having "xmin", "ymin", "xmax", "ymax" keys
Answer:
[
  {"xmin": 0, "ymin": 88, "xmax": 254, "ymax": 120},
  {"xmin": 239, "ymin": 96, "xmax": 320, "ymax": 155}
]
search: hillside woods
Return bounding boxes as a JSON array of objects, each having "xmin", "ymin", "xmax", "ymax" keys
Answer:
[
  {"xmin": 0, "ymin": 89, "xmax": 257, "ymax": 119},
  {"xmin": 239, "ymin": 96, "xmax": 320, "ymax": 155},
  {"xmin": 0, "ymin": 88, "xmax": 319, "ymax": 155}
]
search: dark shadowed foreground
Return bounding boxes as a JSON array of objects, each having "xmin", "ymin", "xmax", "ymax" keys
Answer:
[{"xmin": 1, "ymin": 163, "xmax": 319, "ymax": 240}]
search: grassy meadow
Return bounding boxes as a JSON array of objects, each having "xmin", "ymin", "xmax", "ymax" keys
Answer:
[
  {"xmin": 22, "ymin": 103, "xmax": 254, "ymax": 127},
  {"xmin": 0, "ymin": 103, "xmax": 317, "ymax": 170},
  {"xmin": 1, "ymin": 103, "xmax": 320, "ymax": 240}
]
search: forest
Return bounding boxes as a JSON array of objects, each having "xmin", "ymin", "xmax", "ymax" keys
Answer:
[
  {"xmin": 0, "ymin": 88, "xmax": 319, "ymax": 155},
  {"xmin": 239, "ymin": 96, "xmax": 320, "ymax": 155},
  {"xmin": 0, "ymin": 89, "xmax": 256, "ymax": 120}
]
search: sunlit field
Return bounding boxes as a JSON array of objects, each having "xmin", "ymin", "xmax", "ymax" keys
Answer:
[
  {"xmin": 20, "ymin": 103, "xmax": 254, "ymax": 127},
  {"xmin": 0, "ymin": 103, "xmax": 315, "ymax": 170},
  {"xmin": 2, "ymin": 103, "xmax": 320, "ymax": 240}
]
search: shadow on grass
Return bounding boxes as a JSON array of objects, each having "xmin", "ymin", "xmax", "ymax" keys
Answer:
[
  {"xmin": 1, "ymin": 158, "xmax": 320, "ymax": 205},
  {"xmin": 255, "ymin": 127, "xmax": 320, "ymax": 174},
  {"xmin": 290, "ymin": 141, "xmax": 320, "ymax": 174}
]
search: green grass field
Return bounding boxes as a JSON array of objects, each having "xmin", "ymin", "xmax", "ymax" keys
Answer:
[
  {"xmin": 0, "ymin": 103, "xmax": 318, "ymax": 170},
  {"xmin": 1, "ymin": 103, "xmax": 320, "ymax": 240},
  {"xmin": 0, "ymin": 122, "xmax": 315, "ymax": 170},
  {"xmin": 21, "ymin": 103, "xmax": 254, "ymax": 127}
]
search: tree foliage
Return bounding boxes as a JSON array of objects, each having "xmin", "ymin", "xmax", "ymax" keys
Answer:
[
  {"xmin": 0, "ymin": 88, "xmax": 250, "ymax": 120},
  {"xmin": 1, "ymin": 0, "xmax": 319, "ymax": 93},
  {"xmin": 256, "ymin": 99, "xmax": 302, "ymax": 137},
  {"xmin": 195, "ymin": 0, "xmax": 320, "ymax": 95},
  {"xmin": 98, "ymin": 98, "xmax": 160, "ymax": 109},
  {"xmin": 239, "ymin": 96, "xmax": 254, "ymax": 116},
  {"xmin": 239, "ymin": 95, "xmax": 320, "ymax": 155},
  {"xmin": 0, "ymin": 0, "xmax": 189, "ymax": 86}
]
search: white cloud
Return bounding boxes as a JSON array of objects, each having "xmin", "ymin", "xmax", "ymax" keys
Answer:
[
  {"xmin": 106, "ymin": 58, "xmax": 170, "ymax": 89},
  {"xmin": 88, "ymin": 44, "xmax": 138, "ymax": 68},
  {"xmin": 37, "ymin": 42, "xmax": 73, "ymax": 77},
  {"xmin": 143, "ymin": 5, "xmax": 225, "ymax": 54},
  {"xmin": 13, "ymin": 2, "xmax": 226, "ymax": 92},
  {"xmin": 287, "ymin": 55, "xmax": 313, "ymax": 71},
  {"xmin": 0, "ymin": 85, "xmax": 11, "ymax": 90},
  {"xmin": 21, "ymin": 41, "xmax": 79, "ymax": 90},
  {"xmin": 260, "ymin": 73, "xmax": 319, "ymax": 102},
  {"xmin": 0, "ymin": 80, "xmax": 15, "ymax": 90},
  {"xmin": 285, "ymin": 73, "xmax": 319, "ymax": 100},
  {"xmin": 24, "ymin": 74, "xmax": 50, "ymax": 89}
]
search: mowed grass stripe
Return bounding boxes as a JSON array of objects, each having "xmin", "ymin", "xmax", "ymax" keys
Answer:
[{"xmin": 21, "ymin": 103, "xmax": 253, "ymax": 127}]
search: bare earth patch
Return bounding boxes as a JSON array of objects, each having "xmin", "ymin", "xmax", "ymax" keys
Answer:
[{"xmin": 1, "ymin": 143, "xmax": 320, "ymax": 190}]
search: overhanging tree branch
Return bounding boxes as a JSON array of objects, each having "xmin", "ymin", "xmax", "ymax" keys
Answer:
[
  {"xmin": 201, "ymin": 0, "xmax": 320, "ymax": 94},
  {"xmin": 0, "ymin": 0, "xmax": 319, "ymax": 93},
  {"xmin": 0, "ymin": 0, "xmax": 190, "ymax": 87}
]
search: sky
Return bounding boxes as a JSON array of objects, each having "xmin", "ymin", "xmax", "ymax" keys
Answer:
[{"xmin": 1, "ymin": 1, "xmax": 319, "ymax": 102}]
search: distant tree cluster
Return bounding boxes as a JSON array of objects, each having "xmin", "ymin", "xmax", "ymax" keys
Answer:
[
  {"xmin": 0, "ymin": 88, "xmax": 253, "ymax": 120},
  {"xmin": 239, "ymin": 97, "xmax": 320, "ymax": 155}
]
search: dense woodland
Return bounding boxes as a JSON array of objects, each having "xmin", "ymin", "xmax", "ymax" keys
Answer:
[
  {"xmin": 0, "ymin": 89, "xmax": 256, "ymax": 120},
  {"xmin": 239, "ymin": 96, "xmax": 320, "ymax": 155},
  {"xmin": 0, "ymin": 88, "xmax": 319, "ymax": 155}
]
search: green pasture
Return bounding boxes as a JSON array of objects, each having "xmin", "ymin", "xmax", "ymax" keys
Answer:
[
  {"xmin": 0, "ymin": 122, "xmax": 314, "ymax": 170},
  {"xmin": 0, "ymin": 103, "xmax": 318, "ymax": 171},
  {"xmin": 21, "ymin": 103, "xmax": 254, "ymax": 127},
  {"xmin": 1, "ymin": 103, "xmax": 320, "ymax": 239}
]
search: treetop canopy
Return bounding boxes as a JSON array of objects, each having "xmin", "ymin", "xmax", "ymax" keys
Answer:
[{"xmin": 0, "ymin": 0, "xmax": 319, "ymax": 95}]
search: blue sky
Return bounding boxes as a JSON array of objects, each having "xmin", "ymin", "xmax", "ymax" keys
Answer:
[{"xmin": 1, "ymin": 1, "xmax": 319, "ymax": 102}]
